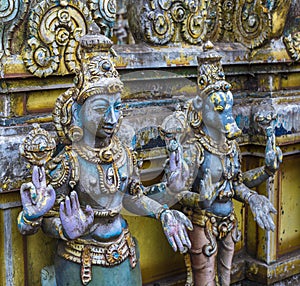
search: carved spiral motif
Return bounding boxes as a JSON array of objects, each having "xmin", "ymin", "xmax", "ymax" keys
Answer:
[
  {"xmin": 205, "ymin": 0, "xmax": 224, "ymax": 41},
  {"xmin": 88, "ymin": 0, "xmax": 116, "ymax": 38},
  {"xmin": 23, "ymin": 0, "xmax": 93, "ymax": 77},
  {"xmin": 0, "ymin": 0, "xmax": 29, "ymax": 57},
  {"xmin": 182, "ymin": 6, "xmax": 206, "ymax": 44},
  {"xmin": 145, "ymin": 10, "xmax": 175, "ymax": 45},
  {"xmin": 222, "ymin": 0, "xmax": 235, "ymax": 31},
  {"xmin": 233, "ymin": 0, "xmax": 271, "ymax": 49},
  {"xmin": 284, "ymin": 32, "xmax": 300, "ymax": 62}
]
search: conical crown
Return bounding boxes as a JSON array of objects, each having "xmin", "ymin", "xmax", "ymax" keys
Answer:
[
  {"xmin": 75, "ymin": 29, "xmax": 123, "ymax": 104},
  {"xmin": 197, "ymin": 42, "xmax": 231, "ymax": 97}
]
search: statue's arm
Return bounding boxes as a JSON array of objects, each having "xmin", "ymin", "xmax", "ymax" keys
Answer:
[
  {"xmin": 17, "ymin": 166, "xmax": 56, "ymax": 235},
  {"xmin": 123, "ymin": 182, "xmax": 193, "ymax": 253},
  {"xmin": 243, "ymin": 121, "xmax": 282, "ymax": 188},
  {"xmin": 234, "ymin": 182, "xmax": 276, "ymax": 231}
]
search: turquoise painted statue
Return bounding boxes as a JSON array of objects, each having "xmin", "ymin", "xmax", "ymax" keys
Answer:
[
  {"xmin": 17, "ymin": 32, "xmax": 192, "ymax": 286},
  {"xmin": 157, "ymin": 44, "xmax": 283, "ymax": 286}
]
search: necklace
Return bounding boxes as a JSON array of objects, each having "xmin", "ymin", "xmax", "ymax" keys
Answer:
[
  {"xmin": 97, "ymin": 163, "xmax": 120, "ymax": 194},
  {"xmin": 196, "ymin": 134, "xmax": 234, "ymax": 156},
  {"xmin": 196, "ymin": 134, "xmax": 236, "ymax": 180},
  {"xmin": 72, "ymin": 136, "xmax": 122, "ymax": 164}
]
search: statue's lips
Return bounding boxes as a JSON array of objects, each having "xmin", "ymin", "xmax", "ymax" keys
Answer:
[{"xmin": 101, "ymin": 125, "xmax": 115, "ymax": 135}]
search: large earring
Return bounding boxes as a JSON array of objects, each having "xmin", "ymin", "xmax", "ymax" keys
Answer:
[
  {"xmin": 188, "ymin": 109, "xmax": 202, "ymax": 129},
  {"xmin": 69, "ymin": 125, "xmax": 83, "ymax": 142},
  {"xmin": 114, "ymin": 112, "xmax": 123, "ymax": 134}
]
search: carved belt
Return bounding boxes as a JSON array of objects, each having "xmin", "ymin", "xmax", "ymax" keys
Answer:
[
  {"xmin": 57, "ymin": 228, "xmax": 137, "ymax": 285},
  {"xmin": 183, "ymin": 208, "xmax": 241, "ymax": 257},
  {"xmin": 93, "ymin": 205, "xmax": 123, "ymax": 218}
]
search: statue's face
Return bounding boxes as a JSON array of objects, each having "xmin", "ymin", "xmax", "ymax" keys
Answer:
[
  {"xmin": 202, "ymin": 89, "xmax": 241, "ymax": 140},
  {"xmin": 80, "ymin": 93, "xmax": 122, "ymax": 139}
]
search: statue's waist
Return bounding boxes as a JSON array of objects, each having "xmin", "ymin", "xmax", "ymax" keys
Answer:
[
  {"xmin": 183, "ymin": 208, "xmax": 237, "ymax": 239},
  {"xmin": 92, "ymin": 204, "xmax": 123, "ymax": 218},
  {"xmin": 57, "ymin": 227, "xmax": 137, "ymax": 268}
]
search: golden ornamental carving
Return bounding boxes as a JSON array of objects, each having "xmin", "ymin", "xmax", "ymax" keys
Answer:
[
  {"xmin": 19, "ymin": 123, "xmax": 56, "ymax": 166},
  {"xmin": 22, "ymin": 0, "xmax": 94, "ymax": 78},
  {"xmin": 284, "ymin": 32, "xmax": 300, "ymax": 62},
  {"xmin": 0, "ymin": 0, "xmax": 29, "ymax": 58},
  {"xmin": 128, "ymin": 0, "xmax": 209, "ymax": 45},
  {"xmin": 233, "ymin": 0, "xmax": 271, "ymax": 49},
  {"xmin": 88, "ymin": 0, "xmax": 117, "ymax": 37},
  {"xmin": 128, "ymin": 0, "xmax": 291, "ymax": 49}
]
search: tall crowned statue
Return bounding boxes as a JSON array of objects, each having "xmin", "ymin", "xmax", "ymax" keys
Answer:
[{"xmin": 17, "ymin": 31, "xmax": 193, "ymax": 286}]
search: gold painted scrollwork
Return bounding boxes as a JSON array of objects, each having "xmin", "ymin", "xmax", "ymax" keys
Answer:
[
  {"xmin": 144, "ymin": 10, "xmax": 175, "ymax": 45},
  {"xmin": 181, "ymin": 1, "xmax": 207, "ymax": 44},
  {"xmin": 0, "ymin": 0, "xmax": 29, "ymax": 58},
  {"xmin": 233, "ymin": 0, "xmax": 271, "ymax": 49},
  {"xmin": 23, "ymin": 0, "xmax": 93, "ymax": 77},
  {"xmin": 88, "ymin": 0, "xmax": 117, "ymax": 38},
  {"xmin": 284, "ymin": 32, "xmax": 300, "ymax": 62},
  {"xmin": 205, "ymin": 0, "xmax": 224, "ymax": 42}
]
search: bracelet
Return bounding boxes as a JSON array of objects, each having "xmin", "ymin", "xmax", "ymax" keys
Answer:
[
  {"xmin": 264, "ymin": 166, "xmax": 274, "ymax": 177},
  {"xmin": 244, "ymin": 190, "xmax": 257, "ymax": 204},
  {"xmin": 21, "ymin": 211, "xmax": 42, "ymax": 228},
  {"xmin": 57, "ymin": 224, "xmax": 69, "ymax": 241},
  {"xmin": 156, "ymin": 204, "xmax": 169, "ymax": 220}
]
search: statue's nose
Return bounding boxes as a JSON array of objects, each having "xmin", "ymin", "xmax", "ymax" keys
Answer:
[
  {"xmin": 225, "ymin": 122, "xmax": 242, "ymax": 139},
  {"xmin": 105, "ymin": 107, "xmax": 118, "ymax": 125}
]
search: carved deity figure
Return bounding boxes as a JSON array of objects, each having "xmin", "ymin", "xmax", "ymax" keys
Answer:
[
  {"xmin": 17, "ymin": 33, "xmax": 192, "ymax": 286},
  {"xmin": 159, "ymin": 44, "xmax": 282, "ymax": 286}
]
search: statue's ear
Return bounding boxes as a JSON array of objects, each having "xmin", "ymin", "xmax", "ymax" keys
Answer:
[{"xmin": 192, "ymin": 95, "xmax": 203, "ymax": 111}]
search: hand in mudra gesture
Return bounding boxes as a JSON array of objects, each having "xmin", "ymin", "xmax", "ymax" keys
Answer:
[
  {"xmin": 20, "ymin": 165, "xmax": 56, "ymax": 220},
  {"xmin": 60, "ymin": 191, "xmax": 94, "ymax": 239}
]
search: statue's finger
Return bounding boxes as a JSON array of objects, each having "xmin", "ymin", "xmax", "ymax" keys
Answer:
[
  {"xmin": 255, "ymin": 214, "xmax": 264, "ymax": 230},
  {"xmin": 65, "ymin": 196, "xmax": 72, "ymax": 216},
  {"xmin": 32, "ymin": 166, "xmax": 41, "ymax": 189},
  {"xmin": 70, "ymin": 192, "xmax": 78, "ymax": 211},
  {"xmin": 182, "ymin": 228, "xmax": 191, "ymax": 250},
  {"xmin": 167, "ymin": 235, "xmax": 177, "ymax": 252},
  {"xmin": 268, "ymin": 204, "xmax": 277, "ymax": 214},
  {"xmin": 260, "ymin": 215, "xmax": 270, "ymax": 231},
  {"xmin": 276, "ymin": 147, "xmax": 283, "ymax": 163},
  {"xmin": 174, "ymin": 233, "xmax": 184, "ymax": 253},
  {"xmin": 39, "ymin": 166, "xmax": 47, "ymax": 189},
  {"xmin": 20, "ymin": 183, "xmax": 36, "ymax": 206},
  {"xmin": 59, "ymin": 201, "xmax": 65, "ymax": 217},
  {"xmin": 266, "ymin": 215, "xmax": 275, "ymax": 232}
]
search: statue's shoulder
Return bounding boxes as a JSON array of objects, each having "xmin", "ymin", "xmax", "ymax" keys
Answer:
[{"xmin": 46, "ymin": 146, "xmax": 78, "ymax": 190}]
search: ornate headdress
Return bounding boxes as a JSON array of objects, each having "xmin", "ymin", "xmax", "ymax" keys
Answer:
[
  {"xmin": 75, "ymin": 32, "xmax": 123, "ymax": 104},
  {"xmin": 53, "ymin": 31, "xmax": 123, "ymax": 144},
  {"xmin": 197, "ymin": 42, "xmax": 231, "ymax": 98}
]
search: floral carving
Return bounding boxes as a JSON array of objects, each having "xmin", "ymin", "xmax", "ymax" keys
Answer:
[
  {"xmin": 0, "ymin": 0, "xmax": 29, "ymax": 58},
  {"xmin": 128, "ymin": 0, "xmax": 209, "ymax": 45},
  {"xmin": 88, "ymin": 0, "xmax": 117, "ymax": 38},
  {"xmin": 22, "ymin": 0, "xmax": 94, "ymax": 77},
  {"xmin": 233, "ymin": 0, "xmax": 271, "ymax": 49},
  {"xmin": 284, "ymin": 32, "xmax": 300, "ymax": 62}
]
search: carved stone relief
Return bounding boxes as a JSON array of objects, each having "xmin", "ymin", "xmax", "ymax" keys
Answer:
[
  {"xmin": 127, "ymin": 0, "xmax": 292, "ymax": 49},
  {"xmin": 127, "ymin": 0, "xmax": 209, "ymax": 45},
  {"xmin": 22, "ymin": 0, "xmax": 117, "ymax": 77},
  {"xmin": 0, "ymin": 0, "xmax": 29, "ymax": 58}
]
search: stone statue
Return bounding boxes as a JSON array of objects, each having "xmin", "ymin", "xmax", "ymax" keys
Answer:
[
  {"xmin": 159, "ymin": 43, "xmax": 282, "ymax": 286},
  {"xmin": 17, "ymin": 32, "xmax": 192, "ymax": 286}
]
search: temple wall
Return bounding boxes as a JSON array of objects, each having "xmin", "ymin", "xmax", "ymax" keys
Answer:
[{"xmin": 1, "ymin": 0, "xmax": 300, "ymax": 285}]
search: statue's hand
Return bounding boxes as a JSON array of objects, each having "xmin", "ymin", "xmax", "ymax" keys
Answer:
[
  {"xmin": 264, "ymin": 128, "xmax": 282, "ymax": 174},
  {"xmin": 160, "ymin": 209, "xmax": 193, "ymax": 253},
  {"xmin": 248, "ymin": 193, "xmax": 277, "ymax": 231},
  {"xmin": 60, "ymin": 191, "xmax": 94, "ymax": 239},
  {"xmin": 199, "ymin": 169, "xmax": 215, "ymax": 201},
  {"xmin": 20, "ymin": 166, "xmax": 56, "ymax": 220},
  {"xmin": 165, "ymin": 145, "xmax": 189, "ymax": 191}
]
